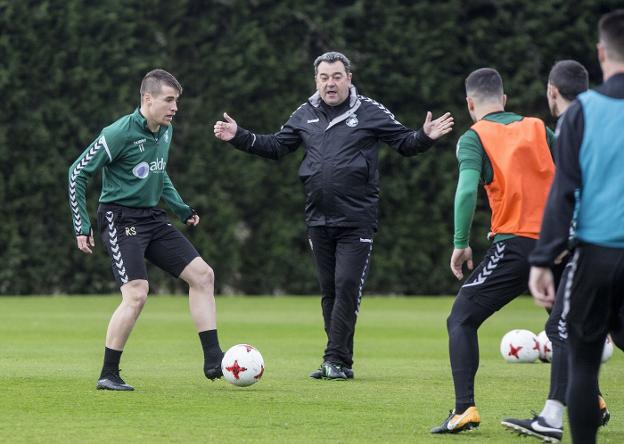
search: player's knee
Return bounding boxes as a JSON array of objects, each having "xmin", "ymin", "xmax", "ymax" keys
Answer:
[
  {"xmin": 336, "ymin": 275, "xmax": 359, "ymax": 294},
  {"xmin": 447, "ymin": 299, "xmax": 467, "ymax": 328},
  {"xmin": 447, "ymin": 306, "xmax": 482, "ymax": 334},
  {"xmin": 446, "ymin": 311, "xmax": 462, "ymax": 334},
  {"xmin": 122, "ymin": 280, "xmax": 149, "ymax": 309},
  {"xmin": 191, "ymin": 263, "xmax": 215, "ymax": 290}
]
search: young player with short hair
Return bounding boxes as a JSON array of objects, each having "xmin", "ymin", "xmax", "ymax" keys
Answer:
[{"xmin": 69, "ymin": 69, "xmax": 224, "ymax": 391}]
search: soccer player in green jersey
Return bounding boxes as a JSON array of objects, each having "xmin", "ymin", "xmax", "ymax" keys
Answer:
[
  {"xmin": 431, "ymin": 68, "xmax": 555, "ymax": 434},
  {"xmin": 68, "ymin": 69, "xmax": 224, "ymax": 391}
]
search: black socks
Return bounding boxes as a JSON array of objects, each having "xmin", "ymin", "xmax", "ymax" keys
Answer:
[
  {"xmin": 199, "ymin": 329, "xmax": 223, "ymax": 365},
  {"xmin": 100, "ymin": 347, "xmax": 122, "ymax": 378}
]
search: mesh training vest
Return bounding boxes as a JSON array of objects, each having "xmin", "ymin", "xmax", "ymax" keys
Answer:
[{"xmin": 472, "ymin": 117, "xmax": 554, "ymax": 239}]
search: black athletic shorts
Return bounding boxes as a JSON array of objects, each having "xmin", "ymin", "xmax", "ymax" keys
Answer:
[
  {"xmin": 97, "ymin": 203, "xmax": 200, "ymax": 286},
  {"xmin": 458, "ymin": 236, "xmax": 536, "ymax": 312}
]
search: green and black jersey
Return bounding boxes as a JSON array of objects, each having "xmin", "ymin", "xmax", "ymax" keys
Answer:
[
  {"xmin": 69, "ymin": 109, "xmax": 192, "ymax": 235},
  {"xmin": 453, "ymin": 112, "xmax": 555, "ymax": 248}
]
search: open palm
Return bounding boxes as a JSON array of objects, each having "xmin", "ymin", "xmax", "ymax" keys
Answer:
[{"xmin": 423, "ymin": 111, "xmax": 454, "ymax": 140}]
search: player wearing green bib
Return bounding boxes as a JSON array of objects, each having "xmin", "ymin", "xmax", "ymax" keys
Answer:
[{"xmin": 69, "ymin": 69, "xmax": 224, "ymax": 391}]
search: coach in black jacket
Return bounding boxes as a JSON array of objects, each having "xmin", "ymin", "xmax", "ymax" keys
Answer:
[{"xmin": 214, "ymin": 51, "xmax": 453, "ymax": 380}]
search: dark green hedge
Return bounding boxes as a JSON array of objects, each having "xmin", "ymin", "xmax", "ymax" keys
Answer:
[{"xmin": 0, "ymin": 0, "xmax": 618, "ymax": 294}]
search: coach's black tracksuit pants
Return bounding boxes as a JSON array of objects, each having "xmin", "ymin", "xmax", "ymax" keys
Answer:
[{"xmin": 308, "ymin": 226, "xmax": 374, "ymax": 368}]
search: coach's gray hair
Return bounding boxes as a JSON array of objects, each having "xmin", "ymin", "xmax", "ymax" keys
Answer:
[{"xmin": 313, "ymin": 52, "xmax": 352, "ymax": 75}]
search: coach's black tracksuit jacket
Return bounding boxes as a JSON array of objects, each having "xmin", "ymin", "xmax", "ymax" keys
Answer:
[
  {"xmin": 229, "ymin": 85, "xmax": 438, "ymax": 367},
  {"xmin": 229, "ymin": 85, "xmax": 435, "ymax": 230}
]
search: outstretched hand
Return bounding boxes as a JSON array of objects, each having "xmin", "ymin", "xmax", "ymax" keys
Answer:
[
  {"xmin": 213, "ymin": 112, "xmax": 238, "ymax": 141},
  {"xmin": 423, "ymin": 111, "xmax": 454, "ymax": 140}
]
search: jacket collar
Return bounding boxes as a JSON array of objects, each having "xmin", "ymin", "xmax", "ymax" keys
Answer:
[
  {"xmin": 134, "ymin": 108, "xmax": 150, "ymax": 131},
  {"xmin": 308, "ymin": 85, "xmax": 359, "ymax": 108},
  {"xmin": 134, "ymin": 107, "xmax": 169, "ymax": 137}
]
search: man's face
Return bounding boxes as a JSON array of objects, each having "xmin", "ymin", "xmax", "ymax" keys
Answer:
[
  {"xmin": 315, "ymin": 61, "xmax": 352, "ymax": 106},
  {"xmin": 144, "ymin": 85, "xmax": 179, "ymax": 127}
]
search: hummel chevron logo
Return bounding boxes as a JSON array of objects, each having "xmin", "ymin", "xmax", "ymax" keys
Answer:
[
  {"xmin": 558, "ymin": 320, "xmax": 568, "ymax": 340},
  {"xmin": 69, "ymin": 140, "xmax": 104, "ymax": 231},
  {"xmin": 360, "ymin": 96, "xmax": 400, "ymax": 125},
  {"xmin": 104, "ymin": 211, "xmax": 128, "ymax": 283},
  {"xmin": 464, "ymin": 275, "xmax": 486, "ymax": 287},
  {"xmin": 463, "ymin": 242, "xmax": 506, "ymax": 288}
]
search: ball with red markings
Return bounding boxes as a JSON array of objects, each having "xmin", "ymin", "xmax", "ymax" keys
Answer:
[
  {"xmin": 221, "ymin": 344, "xmax": 265, "ymax": 387},
  {"xmin": 500, "ymin": 329, "xmax": 539, "ymax": 363},
  {"xmin": 536, "ymin": 330, "xmax": 552, "ymax": 363}
]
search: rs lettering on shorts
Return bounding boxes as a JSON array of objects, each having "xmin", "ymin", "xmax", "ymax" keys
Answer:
[{"xmin": 125, "ymin": 226, "xmax": 137, "ymax": 236}]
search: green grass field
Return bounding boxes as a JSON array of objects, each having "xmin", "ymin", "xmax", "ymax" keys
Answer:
[{"xmin": 0, "ymin": 296, "xmax": 622, "ymax": 443}]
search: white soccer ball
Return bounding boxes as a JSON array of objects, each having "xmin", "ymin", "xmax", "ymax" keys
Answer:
[
  {"xmin": 221, "ymin": 344, "xmax": 265, "ymax": 387},
  {"xmin": 500, "ymin": 329, "xmax": 540, "ymax": 363},
  {"xmin": 602, "ymin": 336, "xmax": 614, "ymax": 363},
  {"xmin": 537, "ymin": 330, "xmax": 553, "ymax": 363}
]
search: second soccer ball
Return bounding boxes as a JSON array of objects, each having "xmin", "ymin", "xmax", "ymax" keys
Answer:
[{"xmin": 500, "ymin": 329, "xmax": 540, "ymax": 363}]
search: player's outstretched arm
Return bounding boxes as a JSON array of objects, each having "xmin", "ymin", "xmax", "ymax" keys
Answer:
[
  {"xmin": 76, "ymin": 230, "xmax": 95, "ymax": 254},
  {"xmin": 214, "ymin": 112, "xmax": 238, "ymax": 141},
  {"xmin": 422, "ymin": 111, "xmax": 454, "ymax": 140}
]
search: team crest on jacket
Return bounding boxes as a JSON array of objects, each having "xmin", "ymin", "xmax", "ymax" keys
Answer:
[{"xmin": 346, "ymin": 115, "xmax": 359, "ymax": 127}]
